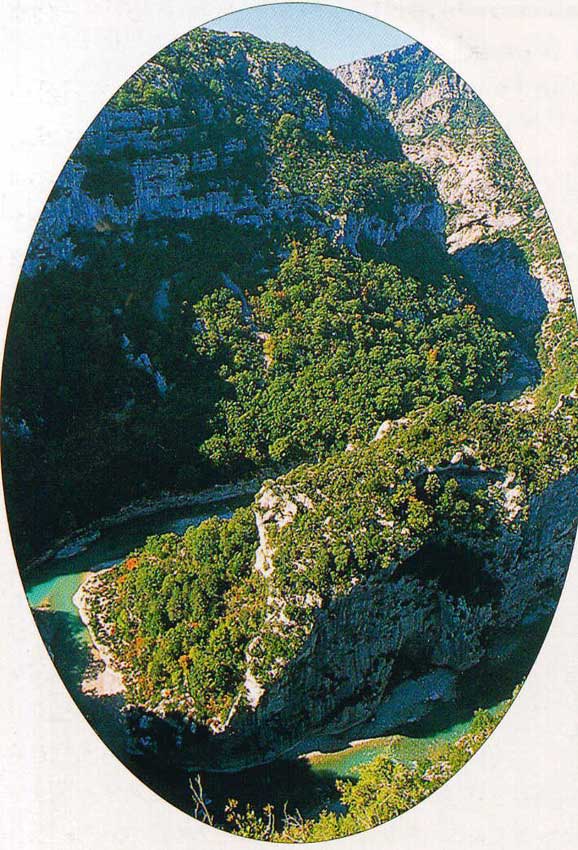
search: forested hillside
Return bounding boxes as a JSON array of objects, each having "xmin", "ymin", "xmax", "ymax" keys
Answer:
[{"xmin": 3, "ymin": 30, "xmax": 510, "ymax": 561}]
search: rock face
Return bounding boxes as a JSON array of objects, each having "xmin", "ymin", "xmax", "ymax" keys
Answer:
[
  {"xmin": 331, "ymin": 199, "xmax": 445, "ymax": 256},
  {"xmin": 230, "ymin": 573, "xmax": 490, "ymax": 752},
  {"xmin": 23, "ymin": 30, "xmax": 442, "ymax": 277},
  {"xmin": 334, "ymin": 42, "xmax": 571, "ymax": 317},
  {"xmin": 456, "ymin": 238, "xmax": 547, "ymax": 328},
  {"xmin": 25, "ymin": 146, "xmax": 264, "ymax": 274},
  {"xmin": 333, "ymin": 43, "xmax": 467, "ymax": 114},
  {"xmin": 218, "ymin": 468, "xmax": 577, "ymax": 758},
  {"xmin": 494, "ymin": 472, "xmax": 578, "ymax": 626}
]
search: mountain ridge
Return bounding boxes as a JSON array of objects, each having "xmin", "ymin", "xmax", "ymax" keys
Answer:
[
  {"xmin": 334, "ymin": 41, "xmax": 570, "ymax": 315},
  {"xmin": 4, "ymin": 29, "xmax": 505, "ymax": 560},
  {"xmin": 2, "ymin": 29, "xmax": 577, "ymax": 832}
]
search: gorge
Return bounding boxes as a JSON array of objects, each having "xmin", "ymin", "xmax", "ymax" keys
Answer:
[{"xmin": 4, "ymin": 25, "xmax": 578, "ymax": 840}]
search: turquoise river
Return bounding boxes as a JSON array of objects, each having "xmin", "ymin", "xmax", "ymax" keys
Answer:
[{"xmin": 22, "ymin": 496, "xmax": 553, "ymax": 825}]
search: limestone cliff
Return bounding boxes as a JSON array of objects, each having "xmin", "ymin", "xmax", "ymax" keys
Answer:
[
  {"xmin": 218, "ymin": 454, "xmax": 576, "ymax": 757},
  {"xmin": 115, "ymin": 399, "xmax": 577, "ymax": 766},
  {"xmin": 24, "ymin": 31, "xmax": 442, "ymax": 277},
  {"xmin": 334, "ymin": 42, "xmax": 571, "ymax": 321}
]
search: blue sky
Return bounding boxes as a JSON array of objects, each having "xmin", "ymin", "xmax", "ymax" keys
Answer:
[{"xmin": 204, "ymin": 3, "xmax": 413, "ymax": 68}]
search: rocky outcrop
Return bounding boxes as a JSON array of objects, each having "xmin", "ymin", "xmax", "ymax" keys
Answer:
[
  {"xmin": 334, "ymin": 43, "xmax": 462, "ymax": 113},
  {"xmin": 455, "ymin": 238, "xmax": 548, "ymax": 327},
  {"xmin": 214, "ymin": 466, "xmax": 577, "ymax": 759},
  {"xmin": 332, "ymin": 198, "xmax": 445, "ymax": 255},
  {"xmin": 254, "ymin": 484, "xmax": 315, "ymax": 579},
  {"xmin": 22, "ymin": 30, "xmax": 445, "ymax": 276},
  {"xmin": 334, "ymin": 43, "xmax": 572, "ymax": 316},
  {"xmin": 23, "ymin": 145, "xmax": 264, "ymax": 274},
  {"xmin": 23, "ymin": 107, "xmax": 441, "ymax": 275},
  {"xmin": 334, "ymin": 45, "xmax": 522, "ymax": 252},
  {"xmin": 493, "ymin": 472, "xmax": 578, "ymax": 626}
]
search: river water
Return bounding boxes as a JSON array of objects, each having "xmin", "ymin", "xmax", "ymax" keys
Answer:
[{"xmin": 22, "ymin": 497, "xmax": 554, "ymax": 826}]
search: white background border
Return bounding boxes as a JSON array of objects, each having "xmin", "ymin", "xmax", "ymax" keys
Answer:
[{"xmin": 1, "ymin": 2, "xmax": 577, "ymax": 848}]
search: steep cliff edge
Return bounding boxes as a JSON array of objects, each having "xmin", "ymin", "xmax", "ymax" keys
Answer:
[
  {"xmin": 87, "ymin": 396, "xmax": 578, "ymax": 765},
  {"xmin": 334, "ymin": 42, "xmax": 570, "ymax": 325},
  {"xmin": 219, "ymin": 411, "xmax": 576, "ymax": 757},
  {"xmin": 25, "ymin": 31, "xmax": 439, "ymax": 276}
]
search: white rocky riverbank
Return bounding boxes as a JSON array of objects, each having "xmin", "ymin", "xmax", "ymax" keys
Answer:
[{"xmin": 73, "ymin": 572, "xmax": 124, "ymax": 698}]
